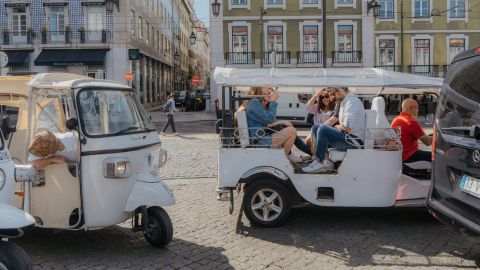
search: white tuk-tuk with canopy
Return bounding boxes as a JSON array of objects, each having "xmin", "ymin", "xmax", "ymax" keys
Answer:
[
  {"xmin": 215, "ymin": 67, "xmax": 443, "ymax": 227},
  {"xmin": 0, "ymin": 74, "xmax": 174, "ymax": 248}
]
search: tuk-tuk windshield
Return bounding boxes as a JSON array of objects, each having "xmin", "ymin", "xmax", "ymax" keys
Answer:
[{"xmin": 77, "ymin": 89, "xmax": 155, "ymax": 137}]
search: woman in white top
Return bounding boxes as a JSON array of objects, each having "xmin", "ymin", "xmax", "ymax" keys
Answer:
[{"xmin": 305, "ymin": 88, "xmax": 336, "ymax": 146}]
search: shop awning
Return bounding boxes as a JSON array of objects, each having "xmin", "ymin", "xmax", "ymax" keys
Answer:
[
  {"xmin": 3, "ymin": 50, "xmax": 33, "ymax": 67},
  {"xmin": 34, "ymin": 49, "xmax": 109, "ymax": 66}
]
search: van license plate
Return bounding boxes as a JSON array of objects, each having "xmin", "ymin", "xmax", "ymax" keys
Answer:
[{"xmin": 460, "ymin": 175, "xmax": 480, "ymax": 199}]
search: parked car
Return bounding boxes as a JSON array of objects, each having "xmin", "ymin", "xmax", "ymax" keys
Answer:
[
  {"xmin": 427, "ymin": 48, "xmax": 480, "ymax": 240},
  {"xmin": 173, "ymin": 90, "xmax": 190, "ymax": 108}
]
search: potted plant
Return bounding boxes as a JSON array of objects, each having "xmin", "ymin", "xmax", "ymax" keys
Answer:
[
  {"xmin": 41, "ymin": 26, "xmax": 47, "ymax": 44},
  {"xmin": 79, "ymin": 27, "xmax": 85, "ymax": 43},
  {"xmin": 27, "ymin": 28, "xmax": 35, "ymax": 44},
  {"xmin": 65, "ymin": 26, "xmax": 71, "ymax": 44}
]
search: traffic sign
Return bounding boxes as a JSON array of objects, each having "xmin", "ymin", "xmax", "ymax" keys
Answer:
[
  {"xmin": 125, "ymin": 72, "xmax": 133, "ymax": 81},
  {"xmin": 128, "ymin": 49, "xmax": 140, "ymax": 60},
  {"xmin": 192, "ymin": 75, "xmax": 200, "ymax": 85},
  {"xmin": 0, "ymin": 52, "xmax": 8, "ymax": 68}
]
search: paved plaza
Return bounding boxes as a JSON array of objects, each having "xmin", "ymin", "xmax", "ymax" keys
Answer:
[{"xmin": 15, "ymin": 116, "xmax": 480, "ymax": 269}]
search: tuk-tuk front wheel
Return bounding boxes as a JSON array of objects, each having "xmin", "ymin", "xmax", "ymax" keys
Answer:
[
  {"xmin": 143, "ymin": 207, "xmax": 173, "ymax": 248},
  {"xmin": 243, "ymin": 179, "xmax": 291, "ymax": 227},
  {"xmin": 0, "ymin": 241, "xmax": 32, "ymax": 270}
]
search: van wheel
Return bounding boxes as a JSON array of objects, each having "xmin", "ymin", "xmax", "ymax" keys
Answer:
[
  {"xmin": 144, "ymin": 207, "xmax": 173, "ymax": 248},
  {"xmin": 0, "ymin": 241, "xmax": 33, "ymax": 270},
  {"xmin": 243, "ymin": 179, "xmax": 291, "ymax": 227}
]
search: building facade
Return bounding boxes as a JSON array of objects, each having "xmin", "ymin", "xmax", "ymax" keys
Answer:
[
  {"xmin": 373, "ymin": 0, "xmax": 480, "ymax": 77},
  {"xmin": 209, "ymin": 0, "xmax": 476, "ymax": 103},
  {"xmin": 0, "ymin": 0, "xmax": 210, "ymax": 108}
]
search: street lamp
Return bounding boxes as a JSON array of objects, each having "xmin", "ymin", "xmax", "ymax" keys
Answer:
[
  {"xmin": 211, "ymin": 0, "xmax": 221, "ymax": 17},
  {"xmin": 367, "ymin": 0, "xmax": 381, "ymax": 17},
  {"xmin": 189, "ymin": 31, "xmax": 197, "ymax": 45},
  {"xmin": 105, "ymin": 0, "xmax": 120, "ymax": 13},
  {"xmin": 174, "ymin": 50, "xmax": 180, "ymax": 61}
]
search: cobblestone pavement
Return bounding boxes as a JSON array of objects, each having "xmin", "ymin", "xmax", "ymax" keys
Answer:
[{"xmin": 14, "ymin": 120, "xmax": 480, "ymax": 269}]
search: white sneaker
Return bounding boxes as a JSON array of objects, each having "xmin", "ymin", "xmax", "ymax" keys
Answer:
[
  {"xmin": 300, "ymin": 154, "xmax": 311, "ymax": 161},
  {"xmin": 160, "ymin": 132, "xmax": 166, "ymax": 136},
  {"xmin": 302, "ymin": 159, "xmax": 334, "ymax": 173},
  {"xmin": 172, "ymin": 132, "xmax": 178, "ymax": 136},
  {"xmin": 288, "ymin": 153, "xmax": 304, "ymax": 163}
]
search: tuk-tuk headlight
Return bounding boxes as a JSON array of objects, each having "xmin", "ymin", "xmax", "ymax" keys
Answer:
[
  {"xmin": 0, "ymin": 169, "xmax": 5, "ymax": 190},
  {"xmin": 103, "ymin": 158, "xmax": 130, "ymax": 178}
]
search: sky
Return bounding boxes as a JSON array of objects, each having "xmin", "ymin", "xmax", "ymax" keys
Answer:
[{"xmin": 193, "ymin": 0, "xmax": 210, "ymax": 28}]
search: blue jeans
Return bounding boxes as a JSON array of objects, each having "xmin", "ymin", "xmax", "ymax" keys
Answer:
[{"xmin": 312, "ymin": 124, "xmax": 356, "ymax": 161}]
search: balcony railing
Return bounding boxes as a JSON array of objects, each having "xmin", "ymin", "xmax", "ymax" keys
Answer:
[
  {"xmin": 263, "ymin": 51, "xmax": 291, "ymax": 65},
  {"xmin": 225, "ymin": 52, "xmax": 255, "ymax": 65},
  {"xmin": 2, "ymin": 32, "xmax": 35, "ymax": 45},
  {"xmin": 332, "ymin": 51, "xmax": 362, "ymax": 64},
  {"xmin": 408, "ymin": 65, "xmax": 440, "ymax": 77},
  {"xmin": 41, "ymin": 31, "xmax": 70, "ymax": 44},
  {"xmin": 79, "ymin": 30, "xmax": 110, "ymax": 44},
  {"xmin": 297, "ymin": 51, "xmax": 323, "ymax": 64},
  {"xmin": 374, "ymin": 65, "xmax": 402, "ymax": 72},
  {"xmin": 443, "ymin": 65, "xmax": 450, "ymax": 78}
]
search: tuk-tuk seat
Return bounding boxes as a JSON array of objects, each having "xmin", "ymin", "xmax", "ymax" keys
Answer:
[
  {"xmin": 329, "ymin": 149, "xmax": 346, "ymax": 162},
  {"xmin": 236, "ymin": 111, "xmax": 250, "ymax": 148}
]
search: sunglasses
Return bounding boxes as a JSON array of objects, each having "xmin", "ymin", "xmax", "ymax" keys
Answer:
[{"xmin": 320, "ymin": 96, "xmax": 329, "ymax": 99}]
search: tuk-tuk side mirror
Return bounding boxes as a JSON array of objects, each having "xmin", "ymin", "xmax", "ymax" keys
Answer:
[
  {"xmin": 66, "ymin": 118, "xmax": 79, "ymax": 131},
  {"xmin": 1, "ymin": 116, "xmax": 14, "ymax": 140}
]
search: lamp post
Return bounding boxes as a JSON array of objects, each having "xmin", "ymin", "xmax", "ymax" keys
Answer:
[
  {"xmin": 211, "ymin": 0, "xmax": 221, "ymax": 17},
  {"xmin": 367, "ymin": 0, "xmax": 381, "ymax": 17},
  {"xmin": 259, "ymin": 6, "xmax": 266, "ymax": 68}
]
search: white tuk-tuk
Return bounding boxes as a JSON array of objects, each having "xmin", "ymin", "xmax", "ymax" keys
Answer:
[
  {"xmin": 215, "ymin": 67, "xmax": 443, "ymax": 227},
  {"xmin": 0, "ymin": 74, "xmax": 174, "ymax": 248}
]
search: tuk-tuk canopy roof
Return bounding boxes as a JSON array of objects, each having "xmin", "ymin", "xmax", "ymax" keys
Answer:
[
  {"xmin": 29, "ymin": 73, "xmax": 130, "ymax": 90},
  {"xmin": 214, "ymin": 67, "xmax": 444, "ymax": 89},
  {"xmin": 0, "ymin": 76, "xmax": 31, "ymax": 97}
]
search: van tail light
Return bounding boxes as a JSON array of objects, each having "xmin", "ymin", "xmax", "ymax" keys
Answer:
[{"xmin": 432, "ymin": 126, "xmax": 437, "ymax": 161}]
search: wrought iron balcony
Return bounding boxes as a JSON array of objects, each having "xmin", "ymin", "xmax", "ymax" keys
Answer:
[
  {"xmin": 443, "ymin": 65, "xmax": 450, "ymax": 78},
  {"xmin": 408, "ymin": 65, "xmax": 440, "ymax": 77},
  {"xmin": 263, "ymin": 51, "xmax": 291, "ymax": 65},
  {"xmin": 297, "ymin": 51, "xmax": 323, "ymax": 64},
  {"xmin": 225, "ymin": 52, "xmax": 255, "ymax": 65},
  {"xmin": 332, "ymin": 51, "xmax": 362, "ymax": 64},
  {"xmin": 2, "ymin": 31, "xmax": 35, "ymax": 45},
  {"xmin": 374, "ymin": 65, "xmax": 402, "ymax": 72}
]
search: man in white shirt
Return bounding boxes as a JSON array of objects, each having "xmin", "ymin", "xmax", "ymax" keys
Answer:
[
  {"xmin": 303, "ymin": 87, "xmax": 365, "ymax": 173},
  {"xmin": 28, "ymin": 130, "xmax": 78, "ymax": 170}
]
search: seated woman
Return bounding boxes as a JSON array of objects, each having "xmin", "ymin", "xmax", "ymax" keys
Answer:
[
  {"xmin": 305, "ymin": 88, "xmax": 336, "ymax": 147},
  {"xmin": 237, "ymin": 87, "xmax": 303, "ymax": 162}
]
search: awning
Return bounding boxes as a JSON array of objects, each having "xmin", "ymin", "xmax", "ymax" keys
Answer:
[
  {"xmin": 3, "ymin": 50, "xmax": 33, "ymax": 67},
  {"xmin": 34, "ymin": 49, "xmax": 109, "ymax": 66}
]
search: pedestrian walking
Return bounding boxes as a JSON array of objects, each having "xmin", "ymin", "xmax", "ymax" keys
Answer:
[{"xmin": 161, "ymin": 92, "xmax": 178, "ymax": 136}]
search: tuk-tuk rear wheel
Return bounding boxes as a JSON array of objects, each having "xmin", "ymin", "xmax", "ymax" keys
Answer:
[
  {"xmin": 243, "ymin": 178, "xmax": 291, "ymax": 227},
  {"xmin": 0, "ymin": 241, "xmax": 32, "ymax": 270},
  {"xmin": 143, "ymin": 207, "xmax": 173, "ymax": 248}
]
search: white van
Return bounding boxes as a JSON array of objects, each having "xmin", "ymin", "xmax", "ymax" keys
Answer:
[{"xmin": 275, "ymin": 92, "xmax": 314, "ymax": 124}]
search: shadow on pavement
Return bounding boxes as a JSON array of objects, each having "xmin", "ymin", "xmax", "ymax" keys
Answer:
[
  {"xmin": 235, "ymin": 206, "xmax": 480, "ymax": 268},
  {"xmin": 16, "ymin": 226, "xmax": 233, "ymax": 269}
]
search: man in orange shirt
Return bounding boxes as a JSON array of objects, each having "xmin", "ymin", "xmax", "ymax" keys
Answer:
[{"xmin": 391, "ymin": 98, "xmax": 433, "ymax": 163}]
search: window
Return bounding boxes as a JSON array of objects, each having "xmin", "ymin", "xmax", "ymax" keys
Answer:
[
  {"xmin": 232, "ymin": 26, "xmax": 248, "ymax": 52},
  {"xmin": 337, "ymin": 0, "xmax": 353, "ymax": 4},
  {"xmin": 232, "ymin": 0, "xmax": 247, "ymax": 5},
  {"xmin": 138, "ymin": 16, "xmax": 143, "ymax": 39},
  {"xmin": 146, "ymin": 22, "xmax": 150, "ymax": 44},
  {"xmin": 414, "ymin": 0, "xmax": 430, "ymax": 17},
  {"xmin": 11, "ymin": 7, "xmax": 27, "ymax": 42},
  {"xmin": 448, "ymin": 38, "xmax": 465, "ymax": 64},
  {"xmin": 449, "ymin": 0, "xmax": 465, "ymax": 18},
  {"xmin": 130, "ymin": 10, "xmax": 136, "ymax": 36},
  {"xmin": 303, "ymin": 25, "xmax": 318, "ymax": 51},
  {"xmin": 267, "ymin": 0, "xmax": 283, "ymax": 4},
  {"xmin": 379, "ymin": 0, "xmax": 394, "ymax": 19},
  {"xmin": 49, "ymin": 6, "xmax": 65, "ymax": 42},
  {"xmin": 337, "ymin": 25, "xmax": 353, "ymax": 51},
  {"xmin": 414, "ymin": 39, "xmax": 430, "ymax": 65},
  {"xmin": 379, "ymin": 39, "xmax": 395, "ymax": 65},
  {"xmin": 303, "ymin": 0, "xmax": 318, "ymax": 3},
  {"xmin": 86, "ymin": 6, "xmax": 103, "ymax": 41},
  {"xmin": 267, "ymin": 26, "xmax": 283, "ymax": 51}
]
